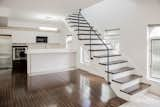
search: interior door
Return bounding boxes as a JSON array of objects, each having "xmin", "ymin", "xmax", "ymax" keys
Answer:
[{"xmin": 0, "ymin": 35, "xmax": 12, "ymax": 69}]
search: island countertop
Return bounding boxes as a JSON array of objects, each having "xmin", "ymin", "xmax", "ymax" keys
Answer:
[
  {"xmin": 27, "ymin": 48, "xmax": 77, "ymax": 76},
  {"xmin": 27, "ymin": 48, "xmax": 76, "ymax": 54}
]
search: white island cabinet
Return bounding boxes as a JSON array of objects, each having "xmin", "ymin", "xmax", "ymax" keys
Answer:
[{"xmin": 27, "ymin": 48, "xmax": 76, "ymax": 76}]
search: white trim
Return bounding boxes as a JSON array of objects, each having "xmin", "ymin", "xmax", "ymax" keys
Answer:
[
  {"xmin": 147, "ymin": 26, "xmax": 151, "ymax": 80},
  {"xmin": 148, "ymin": 77, "xmax": 160, "ymax": 83}
]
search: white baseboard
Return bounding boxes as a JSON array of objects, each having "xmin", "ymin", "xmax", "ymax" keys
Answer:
[{"xmin": 28, "ymin": 67, "xmax": 76, "ymax": 76}]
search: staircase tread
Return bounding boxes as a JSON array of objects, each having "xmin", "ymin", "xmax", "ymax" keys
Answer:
[
  {"xmin": 68, "ymin": 15, "xmax": 84, "ymax": 19},
  {"xmin": 71, "ymin": 25, "xmax": 91, "ymax": 28},
  {"xmin": 75, "ymin": 29, "xmax": 96, "ymax": 31},
  {"xmin": 89, "ymin": 49, "xmax": 113, "ymax": 51},
  {"xmin": 66, "ymin": 18, "xmax": 86, "ymax": 21},
  {"xmin": 112, "ymin": 74, "xmax": 142, "ymax": 84},
  {"xmin": 68, "ymin": 21, "xmax": 88, "ymax": 24},
  {"xmin": 99, "ymin": 60, "xmax": 128, "ymax": 66},
  {"xmin": 108, "ymin": 67, "xmax": 135, "ymax": 74},
  {"xmin": 120, "ymin": 82, "xmax": 151, "ymax": 95},
  {"xmin": 71, "ymin": 14, "xmax": 82, "ymax": 16},
  {"xmin": 94, "ymin": 54, "xmax": 121, "ymax": 58}
]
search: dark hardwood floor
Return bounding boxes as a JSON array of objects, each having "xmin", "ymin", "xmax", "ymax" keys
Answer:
[{"xmin": 0, "ymin": 69, "xmax": 126, "ymax": 107}]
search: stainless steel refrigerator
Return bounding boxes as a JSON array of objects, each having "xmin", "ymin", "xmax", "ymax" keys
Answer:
[{"xmin": 0, "ymin": 35, "xmax": 12, "ymax": 69}]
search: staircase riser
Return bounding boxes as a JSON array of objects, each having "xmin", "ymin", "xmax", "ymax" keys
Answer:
[
  {"xmin": 74, "ymin": 27, "xmax": 95, "ymax": 30},
  {"xmin": 121, "ymin": 79, "xmax": 141, "ymax": 90},
  {"xmin": 80, "ymin": 40, "xmax": 106, "ymax": 44},
  {"xmin": 99, "ymin": 56, "xmax": 122, "ymax": 62},
  {"xmin": 111, "ymin": 83, "xmax": 131, "ymax": 101},
  {"xmin": 111, "ymin": 70, "xmax": 134, "ymax": 80},
  {"xmin": 92, "ymin": 51, "xmax": 120, "ymax": 56},
  {"xmin": 78, "ymin": 34, "xmax": 100, "ymax": 36},
  {"xmin": 69, "ymin": 23, "xmax": 89, "ymax": 26},
  {"xmin": 80, "ymin": 39, "xmax": 102, "ymax": 41},
  {"xmin": 94, "ymin": 57, "xmax": 122, "ymax": 64},
  {"xmin": 130, "ymin": 88, "xmax": 149, "ymax": 101},
  {"xmin": 85, "ymin": 46, "xmax": 113, "ymax": 51},
  {"xmin": 79, "ymin": 36, "xmax": 99, "ymax": 39},
  {"xmin": 105, "ymin": 63, "xmax": 128, "ymax": 70},
  {"xmin": 111, "ymin": 79, "xmax": 140, "ymax": 94},
  {"xmin": 74, "ymin": 30, "xmax": 97, "ymax": 33},
  {"xmin": 85, "ymin": 45, "xmax": 113, "ymax": 50}
]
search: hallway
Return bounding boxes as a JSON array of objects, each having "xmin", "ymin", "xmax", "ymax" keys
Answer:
[{"xmin": 0, "ymin": 69, "xmax": 126, "ymax": 107}]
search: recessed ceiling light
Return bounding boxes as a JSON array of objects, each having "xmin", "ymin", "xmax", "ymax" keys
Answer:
[
  {"xmin": 45, "ymin": 16, "xmax": 56, "ymax": 21},
  {"xmin": 39, "ymin": 26, "xmax": 59, "ymax": 32}
]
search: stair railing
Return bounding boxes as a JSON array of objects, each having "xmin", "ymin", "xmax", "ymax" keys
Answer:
[
  {"xmin": 78, "ymin": 9, "xmax": 111, "ymax": 84},
  {"xmin": 91, "ymin": 27, "xmax": 111, "ymax": 84}
]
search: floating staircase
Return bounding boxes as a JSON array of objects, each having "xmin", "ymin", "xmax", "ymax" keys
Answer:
[{"xmin": 66, "ymin": 9, "xmax": 151, "ymax": 101}]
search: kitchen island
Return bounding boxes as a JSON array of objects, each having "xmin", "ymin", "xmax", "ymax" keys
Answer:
[{"xmin": 27, "ymin": 48, "xmax": 76, "ymax": 76}]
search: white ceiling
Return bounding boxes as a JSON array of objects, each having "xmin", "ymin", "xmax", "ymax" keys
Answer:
[{"xmin": 0, "ymin": 0, "xmax": 102, "ymax": 22}]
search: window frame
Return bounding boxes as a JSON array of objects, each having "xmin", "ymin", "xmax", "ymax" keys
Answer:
[{"xmin": 147, "ymin": 25, "xmax": 160, "ymax": 83}]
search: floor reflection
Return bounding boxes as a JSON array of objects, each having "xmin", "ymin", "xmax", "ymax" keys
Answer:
[{"xmin": 0, "ymin": 69, "xmax": 126, "ymax": 107}]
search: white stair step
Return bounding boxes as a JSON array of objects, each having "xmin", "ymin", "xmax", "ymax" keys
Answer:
[
  {"xmin": 112, "ymin": 74, "xmax": 142, "ymax": 84},
  {"xmin": 120, "ymin": 82, "xmax": 151, "ymax": 95}
]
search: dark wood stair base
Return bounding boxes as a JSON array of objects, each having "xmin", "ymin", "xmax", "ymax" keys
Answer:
[
  {"xmin": 120, "ymin": 83, "xmax": 151, "ymax": 95},
  {"xmin": 112, "ymin": 74, "xmax": 142, "ymax": 84},
  {"xmin": 107, "ymin": 67, "xmax": 135, "ymax": 74},
  {"xmin": 99, "ymin": 60, "xmax": 128, "ymax": 66},
  {"xmin": 94, "ymin": 54, "xmax": 121, "ymax": 58}
]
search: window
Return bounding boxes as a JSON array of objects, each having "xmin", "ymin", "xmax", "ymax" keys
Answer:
[
  {"xmin": 148, "ymin": 25, "xmax": 160, "ymax": 82},
  {"xmin": 104, "ymin": 28, "xmax": 120, "ymax": 53},
  {"xmin": 151, "ymin": 39, "xmax": 160, "ymax": 79}
]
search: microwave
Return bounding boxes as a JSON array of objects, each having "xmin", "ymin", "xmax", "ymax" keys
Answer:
[{"xmin": 36, "ymin": 36, "xmax": 48, "ymax": 43}]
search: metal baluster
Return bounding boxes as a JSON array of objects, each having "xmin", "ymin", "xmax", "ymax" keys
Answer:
[
  {"xmin": 90, "ymin": 27, "xmax": 93, "ymax": 60},
  {"xmin": 107, "ymin": 48, "xmax": 110, "ymax": 84},
  {"xmin": 78, "ymin": 9, "xmax": 81, "ymax": 40}
]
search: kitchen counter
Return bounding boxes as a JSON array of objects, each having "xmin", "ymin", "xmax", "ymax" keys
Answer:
[
  {"xmin": 27, "ymin": 48, "xmax": 77, "ymax": 76},
  {"xmin": 27, "ymin": 48, "xmax": 76, "ymax": 54}
]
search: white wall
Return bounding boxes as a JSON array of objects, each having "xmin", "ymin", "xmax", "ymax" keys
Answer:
[
  {"xmin": 82, "ymin": 0, "xmax": 160, "ymax": 93},
  {"xmin": 0, "ymin": 19, "xmax": 71, "ymax": 44},
  {"xmin": 0, "ymin": 7, "xmax": 10, "ymax": 17}
]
